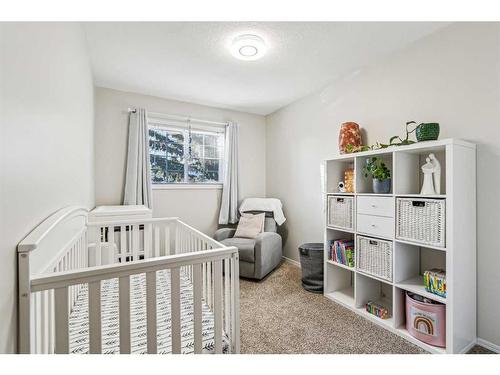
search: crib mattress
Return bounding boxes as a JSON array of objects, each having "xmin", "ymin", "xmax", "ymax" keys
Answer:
[{"xmin": 68, "ymin": 269, "xmax": 229, "ymax": 354}]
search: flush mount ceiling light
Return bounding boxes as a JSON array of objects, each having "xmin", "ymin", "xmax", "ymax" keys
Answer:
[{"xmin": 230, "ymin": 34, "xmax": 267, "ymax": 61}]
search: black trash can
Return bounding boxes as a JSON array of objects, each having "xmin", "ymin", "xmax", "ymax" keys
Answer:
[{"xmin": 298, "ymin": 243, "xmax": 324, "ymax": 293}]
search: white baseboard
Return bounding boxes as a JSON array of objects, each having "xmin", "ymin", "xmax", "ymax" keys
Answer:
[
  {"xmin": 477, "ymin": 338, "xmax": 500, "ymax": 353},
  {"xmin": 460, "ymin": 340, "xmax": 478, "ymax": 354},
  {"xmin": 282, "ymin": 256, "xmax": 301, "ymax": 268}
]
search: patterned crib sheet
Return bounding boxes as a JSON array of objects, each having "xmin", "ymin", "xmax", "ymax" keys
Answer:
[{"xmin": 68, "ymin": 269, "xmax": 229, "ymax": 354}]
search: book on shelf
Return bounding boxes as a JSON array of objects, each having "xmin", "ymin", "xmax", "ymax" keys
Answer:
[{"xmin": 327, "ymin": 239, "xmax": 354, "ymax": 268}]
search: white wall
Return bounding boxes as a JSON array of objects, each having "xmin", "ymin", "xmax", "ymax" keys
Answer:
[
  {"xmin": 0, "ymin": 23, "xmax": 95, "ymax": 352},
  {"xmin": 266, "ymin": 23, "xmax": 500, "ymax": 346},
  {"xmin": 94, "ymin": 87, "xmax": 266, "ymax": 234}
]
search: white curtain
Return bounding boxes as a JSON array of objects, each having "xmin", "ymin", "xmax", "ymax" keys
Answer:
[
  {"xmin": 218, "ymin": 122, "xmax": 239, "ymax": 224},
  {"xmin": 123, "ymin": 108, "xmax": 153, "ymax": 208}
]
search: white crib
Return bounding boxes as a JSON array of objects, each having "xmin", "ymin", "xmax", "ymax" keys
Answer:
[{"xmin": 17, "ymin": 206, "xmax": 240, "ymax": 354}]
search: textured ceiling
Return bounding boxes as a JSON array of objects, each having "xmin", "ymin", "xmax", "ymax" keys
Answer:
[{"xmin": 84, "ymin": 22, "xmax": 449, "ymax": 115}]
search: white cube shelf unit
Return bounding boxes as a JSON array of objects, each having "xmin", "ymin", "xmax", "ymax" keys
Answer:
[{"xmin": 323, "ymin": 139, "xmax": 476, "ymax": 354}]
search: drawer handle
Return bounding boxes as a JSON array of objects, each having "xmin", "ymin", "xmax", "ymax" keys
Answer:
[
  {"xmin": 371, "ymin": 204, "xmax": 377, "ymax": 208},
  {"xmin": 371, "ymin": 224, "xmax": 376, "ymax": 227}
]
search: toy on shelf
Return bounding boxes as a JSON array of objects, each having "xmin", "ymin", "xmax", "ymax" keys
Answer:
[
  {"xmin": 423, "ymin": 269, "xmax": 446, "ymax": 298},
  {"xmin": 366, "ymin": 301, "xmax": 390, "ymax": 319}
]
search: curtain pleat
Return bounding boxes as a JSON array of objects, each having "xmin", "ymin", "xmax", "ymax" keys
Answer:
[
  {"xmin": 124, "ymin": 108, "xmax": 153, "ymax": 209},
  {"xmin": 218, "ymin": 122, "xmax": 239, "ymax": 224}
]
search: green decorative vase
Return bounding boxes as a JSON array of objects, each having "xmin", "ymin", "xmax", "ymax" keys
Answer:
[{"xmin": 416, "ymin": 123, "xmax": 440, "ymax": 142}]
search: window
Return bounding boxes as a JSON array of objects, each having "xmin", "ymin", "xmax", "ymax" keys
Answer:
[{"xmin": 148, "ymin": 119, "xmax": 225, "ymax": 184}]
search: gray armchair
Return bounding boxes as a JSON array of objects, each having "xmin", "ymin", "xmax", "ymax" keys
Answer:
[{"xmin": 214, "ymin": 212, "xmax": 282, "ymax": 280}]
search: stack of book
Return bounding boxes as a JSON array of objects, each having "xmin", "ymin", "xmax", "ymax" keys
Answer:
[{"xmin": 327, "ymin": 239, "xmax": 354, "ymax": 268}]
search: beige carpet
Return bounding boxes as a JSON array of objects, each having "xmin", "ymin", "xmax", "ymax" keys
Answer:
[{"xmin": 239, "ymin": 262, "xmax": 493, "ymax": 354}]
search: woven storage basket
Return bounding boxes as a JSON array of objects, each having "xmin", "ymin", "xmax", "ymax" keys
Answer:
[
  {"xmin": 327, "ymin": 196, "xmax": 354, "ymax": 230},
  {"xmin": 356, "ymin": 236, "xmax": 393, "ymax": 282},
  {"xmin": 396, "ymin": 198, "xmax": 445, "ymax": 248}
]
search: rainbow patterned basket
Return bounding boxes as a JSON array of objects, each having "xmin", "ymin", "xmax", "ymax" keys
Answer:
[{"xmin": 406, "ymin": 292, "xmax": 446, "ymax": 348}]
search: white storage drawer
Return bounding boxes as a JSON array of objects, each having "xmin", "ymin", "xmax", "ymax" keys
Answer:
[
  {"xmin": 357, "ymin": 196, "xmax": 394, "ymax": 217},
  {"xmin": 357, "ymin": 214, "xmax": 394, "ymax": 239}
]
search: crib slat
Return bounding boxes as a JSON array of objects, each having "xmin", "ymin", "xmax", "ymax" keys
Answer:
[
  {"xmin": 202, "ymin": 262, "xmax": 207, "ymax": 303},
  {"xmin": 88, "ymin": 281, "xmax": 102, "ymax": 354},
  {"xmin": 193, "ymin": 263, "xmax": 203, "ymax": 354},
  {"xmin": 132, "ymin": 225, "xmax": 139, "ymax": 261},
  {"xmin": 169, "ymin": 222, "xmax": 176, "ymax": 255},
  {"xmin": 108, "ymin": 226, "xmax": 115, "ymax": 263},
  {"xmin": 154, "ymin": 226, "xmax": 160, "ymax": 258},
  {"xmin": 207, "ymin": 262, "xmax": 212, "ymax": 309},
  {"xmin": 42, "ymin": 290, "xmax": 49, "ymax": 353},
  {"xmin": 120, "ymin": 225, "xmax": 126, "ymax": 262},
  {"xmin": 175, "ymin": 226, "xmax": 180, "ymax": 255},
  {"xmin": 49, "ymin": 289, "xmax": 55, "ymax": 354},
  {"xmin": 128, "ymin": 226, "xmax": 132, "ymax": 260},
  {"xmin": 164, "ymin": 226, "xmax": 169, "ymax": 257},
  {"xmin": 144, "ymin": 224, "xmax": 152, "ymax": 259},
  {"xmin": 231, "ymin": 256, "xmax": 240, "ymax": 354},
  {"xmin": 84, "ymin": 235, "xmax": 89, "ymax": 268},
  {"xmin": 35, "ymin": 292, "xmax": 42, "ymax": 353},
  {"xmin": 146, "ymin": 271, "xmax": 157, "ymax": 353},
  {"xmin": 224, "ymin": 258, "xmax": 230, "ymax": 335},
  {"xmin": 54, "ymin": 287, "xmax": 69, "ymax": 354},
  {"xmin": 165, "ymin": 223, "xmax": 171, "ymax": 255},
  {"xmin": 119, "ymin": 276, "xmax": 131, "ymax": 354},
  {"xmin": 96, "ymin": 228, "xmax": 102, "ymax": 266},
  {"xmin": 214, "ymin": 260, "xmax": 223, "ymax": 354},
  {"xmin": 171, "ymin": 267, "xmax": 181, "ymax": 354}
]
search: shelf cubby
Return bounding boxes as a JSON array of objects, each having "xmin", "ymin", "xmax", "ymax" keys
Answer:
[
  {"xmin": 393, "ymin": 147, "xmax": 446, "ymax": 195},
  {"xmin": 325, "ymin": 158, "xmax": 355, "ymax": 194},
  {"xmin": 355, "ymin": 152, "xmax": 393, "ymax": 194},
  {"xmin": 326, "ymin": 228, "xmax": 355, "ymax": 269},
  {"xmin": 355, "ymin": 273, "xmax": 393, "ymax": 327},
  {"xmin": 324, "ymin": 266, "xmax": 355, "ymax": 308},
  {"xmin": 326, "ymin": 227, "xmax": 354, "ymax": 242},
  {"xmin": 393, "ymin": 287, "xmax": 447, "ymax": 354},
  {"xmin": 394, "ymin": 242, "xmax": 446, "ymax": 304}
]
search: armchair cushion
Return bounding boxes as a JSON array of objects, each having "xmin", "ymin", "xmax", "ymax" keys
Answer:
[
  {"xmin": 220, "ymin": 237, "xmax": 256, "ymax": 262},
  {"xmin": 234, "ymin": 213, "xmax": 265, "ymax": 239},
  {"xmin": 214, "ymin": 228, "xmax": 236, "ymax": 242}
]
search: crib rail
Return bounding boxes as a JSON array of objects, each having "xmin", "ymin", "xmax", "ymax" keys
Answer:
[
  {"xmin": 29, "ymin": 247, "xmax": 238, "ymax": 354},
  {"xmin": 18, "ymin": 208, "xmax": 240, "ymax": 355}
]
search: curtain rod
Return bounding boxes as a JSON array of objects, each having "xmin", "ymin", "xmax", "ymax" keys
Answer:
[{"xmin": 127, "ymin": 108, "xmax": 228, "ymax": 127}]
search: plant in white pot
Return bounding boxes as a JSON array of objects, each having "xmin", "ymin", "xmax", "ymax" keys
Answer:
[{"xmin": 363, "ymin": 157, "xmax": 391, "ymax": 194}]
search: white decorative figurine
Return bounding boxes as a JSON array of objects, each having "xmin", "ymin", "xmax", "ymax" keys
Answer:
[
  {"xmin": 421, "ymin": 156, "xmax": 436, "ymax": 195},
  {"xmin": 429, "ymin": 153, "xmax": 441, "ymax": 194}
]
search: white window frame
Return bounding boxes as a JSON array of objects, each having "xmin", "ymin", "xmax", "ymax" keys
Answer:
[{"xmin": 148, "ymin": 116, "xmax": 225, "ymax": 189}]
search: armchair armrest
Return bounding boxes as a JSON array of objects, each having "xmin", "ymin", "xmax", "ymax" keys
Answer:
[
  {"xmin": 214, "ymin": 228, "xmax": 236, "ymax": 242},
  {"xmin": 254, "ymin": 232, "xmax": 282, "ymax": 279}
]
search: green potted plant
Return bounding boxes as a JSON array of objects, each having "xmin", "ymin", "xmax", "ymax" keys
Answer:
[{"xmin": 363, "ymin": 157, "xmax": 391, "ymax": 193}]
